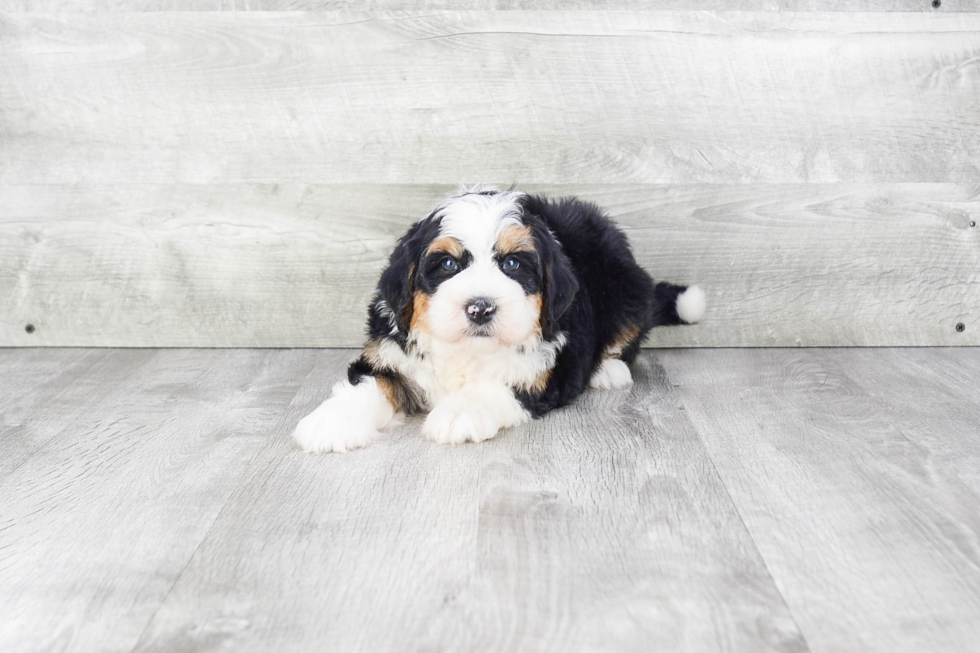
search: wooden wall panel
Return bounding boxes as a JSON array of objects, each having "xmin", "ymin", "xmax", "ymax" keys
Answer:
[
  {"xmin": 1, "ymin": 12, "xmax": 979, "ymax": 186},
  {"xmin": 1, "ymin": 9, "xmax": 978, "ymax": 347},
  {"xmin": 2, "ymin": 184, "xmax": 976, "ymax": 347},
  {"xmin": 4, "ymin": 2, "xmax": 980, "ymax": 12}
]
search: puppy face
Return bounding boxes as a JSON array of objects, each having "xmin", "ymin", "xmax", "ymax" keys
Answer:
[
  {"xmin": 417, "ymin": 191, "xmax": 542, "ymax": 346},
  {"xmin": 377, "ymin": 189, "xmax": 578, "ymax": 347}
]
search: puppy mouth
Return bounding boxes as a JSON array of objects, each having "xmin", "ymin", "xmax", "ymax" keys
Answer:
[{"xmin": 465, "ymin": 325, "xmax": 495, "ymax": 338}]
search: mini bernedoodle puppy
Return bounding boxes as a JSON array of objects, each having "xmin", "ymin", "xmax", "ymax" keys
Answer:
[{"xmin": 294, "ymin": 187, "xmax": 705, "ymax": 453}]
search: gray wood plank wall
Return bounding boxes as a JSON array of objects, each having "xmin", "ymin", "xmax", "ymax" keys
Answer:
[{"xmin": 1, "ymin": 6, "xmax": 978, "ymax": 347}]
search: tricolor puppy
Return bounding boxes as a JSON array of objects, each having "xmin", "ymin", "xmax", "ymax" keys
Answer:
[{"xmin": 294, "ymin": 188, "xmax": 705, "ymax": 453}]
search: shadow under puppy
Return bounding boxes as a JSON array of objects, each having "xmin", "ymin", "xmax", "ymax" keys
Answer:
[{"xmin": 295, "ymin": 187, "xmax": 705, "ymax": 453}]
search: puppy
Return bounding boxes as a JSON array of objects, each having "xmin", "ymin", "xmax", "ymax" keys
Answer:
[{"xmin": 294, "ymin": 188, "xmax": 705, "ymax": 453}]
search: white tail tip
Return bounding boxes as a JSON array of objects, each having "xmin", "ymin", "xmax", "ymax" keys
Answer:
[{"xmin": 676, "ymin": 285, "xmax": 706, "ymax": 324}]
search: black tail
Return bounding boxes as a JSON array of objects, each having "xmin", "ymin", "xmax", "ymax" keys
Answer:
[{"xmin": 651, "ymin": 282, "xmax": 705, "ymax": 327}]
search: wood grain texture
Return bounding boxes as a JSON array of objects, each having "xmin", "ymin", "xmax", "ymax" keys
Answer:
[
  {"xmin": 128, "ymin": 350, "xmax": 806, "ymax": 653},
  {"xmin": 2, "ymin": 183, "xmax": 977, "ymax": 347},
  {"xmin": 1, "ymin": 11, "xmax": 978, "ymax": 185},
  {"xmin": 2, "ymin": 10, "xmax": 979, "ymax": 348},
  {"xmin": 0, "ymin": 348, "xmax": 318, "ymax": 653},
  {"xmin": 3, "ymin": 347, "xmax": 980, "ymax": 651},
  {"xmin": 657, "ymin": 348, "xmax": 980, "ymax": 653},
  {"xmin": 4, "ymin": 1, "xmax": 980, "ymax": 12},
  {"xmin": 0, "ymin": 348, "xmax": 155, "ymax": 479}
]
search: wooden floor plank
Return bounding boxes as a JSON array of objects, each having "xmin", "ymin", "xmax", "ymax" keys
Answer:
[
  {"xmin": 0, "ymin": 348, "xmax": 318, "ymax": 653},
  {"xmin": 657, "ymin": 348, "xmax": 980, "ymax": 653},
  {"xmin": 0, "ymin": 349, "xmax": 158, "ymax": 479},
  {"xmin": 0, "ymin": 347, "xmax": 91, "ymax": 384},
  {"xmin": 130, "ymin": 351, "xmax": 806, "ymax": 653},
  {"xmin": 903, "ymin": 347, "xmax": 980, "ymax": 400},
  {"xmin": 3, "ymin": 347, "xmax": 978, "ymax": 652},
  {"xmin": 421, "ymin": 353, "xmax": 808, "ymax": 653},
  {"xmin": 0, "ymin": 348, "xmax": 96, "ymax": 421}
]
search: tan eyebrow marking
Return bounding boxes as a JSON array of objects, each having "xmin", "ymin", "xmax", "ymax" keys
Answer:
[
  {"xmin": 495, "ymin": 224, "xmax": 536, "ymax": 254},
  {"xmin": 426, "ymin": 236, "xmax": 465, "ymax": 258}
]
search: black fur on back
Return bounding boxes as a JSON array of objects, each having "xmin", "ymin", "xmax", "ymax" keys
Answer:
[{"xmin": 514, "ymin": 194, "xmax": 690, "ymax": 417}]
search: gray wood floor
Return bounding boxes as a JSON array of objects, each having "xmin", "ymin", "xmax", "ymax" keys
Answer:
[{"xmin": 1, "ymin": 348, "xmax": 979, "ymax": 652}]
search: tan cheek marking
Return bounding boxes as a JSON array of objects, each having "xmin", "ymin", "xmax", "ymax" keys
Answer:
[
  {"xmin": 426, "ymin": 236, "xmax": 465, "ymax": 258},
  {"xmin": 496, "ymin": 224, "xmax": 536, "ymax": 254},
  {"xmin": 530, "ymin": 293, "xmax": 543, "ymax": 337},
  {"xmin": 605, "ymin": 324, "xmax": 641, "ymax": 359},
  {"xmin": 410, "ymin": 291, "xmax": 431, "ymax": 334}
]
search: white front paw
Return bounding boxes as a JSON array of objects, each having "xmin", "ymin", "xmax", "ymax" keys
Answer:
[
  {"xmin": 423, "ymin": 396, "xmax": 499, "ymax": 445},
  {"xmin": 293, "ymin": 396, "xmax": 379, "ymax": 454}
]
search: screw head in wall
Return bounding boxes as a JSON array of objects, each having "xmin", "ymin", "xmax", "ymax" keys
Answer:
[
  {"xmin": 25, "ymin": 324, "xmax": 36, "ymax": 334},
  {"xmin": 971, "ymin": 221, "xmax": 977, "ymax": 228},
  {"xmin": 956, "ymin": 323, "xmax": 966, "ymax": 333},
  {"xmin": 933, "ymin": 0, "xmax": 941, "ymax": 8}
]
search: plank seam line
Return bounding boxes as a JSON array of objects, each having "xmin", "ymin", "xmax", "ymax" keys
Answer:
[{"xmin": 670, "ymin": 397, "xmax": 816, "ymax": 651}]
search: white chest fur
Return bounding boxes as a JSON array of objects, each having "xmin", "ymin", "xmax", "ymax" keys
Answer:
[{"xmin": 373, "ymin": 332, "xmax": 566, "ymax": 408}]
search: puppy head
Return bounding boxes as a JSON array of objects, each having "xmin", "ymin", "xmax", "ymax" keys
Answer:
[{"xmin": 377, "ymin": 188, "xmax": 578, "ymax": 346}]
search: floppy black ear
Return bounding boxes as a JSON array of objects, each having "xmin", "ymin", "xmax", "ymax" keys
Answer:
[
  {"xmin": 377, "ymin": 217, "xmax": 436, "ymax": 334},
  {"xmin": 525, "ymin": 215, "xmax": 578, "ymax": 336},
  {"xmin": 544, "ymin": 243, "xmax": 579, "ymax": 329}
]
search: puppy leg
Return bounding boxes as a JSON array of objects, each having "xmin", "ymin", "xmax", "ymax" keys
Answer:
[
  {"xmin": 293, "ymin": 376, "xmax": 401, "ymax": 454},
  {"xmin": 423, "ymin": 382, "xmax": 530, "ymax": 445},
  {"xmin": 589, "ymin": 359, "xmax": 633, "ymax": 390}
]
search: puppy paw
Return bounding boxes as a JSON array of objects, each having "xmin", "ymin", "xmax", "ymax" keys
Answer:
[
  {"xmin": 589, "ymin": 358, "xmax": 633, "ymax": 390},
  {"xmin": 293, "ymin": 378, "xmax": 396, "ymax": 454},
  {"xmin": 293, "ymin": 397, "xmax": 379, "ymax": 453},
  {"xmin": 423, "ymin": 396, "xmax": 499, "ymax": 445}
]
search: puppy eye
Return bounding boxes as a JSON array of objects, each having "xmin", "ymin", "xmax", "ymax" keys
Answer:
[
  {"xmin": 502, "ymin": 257, "xmax": 520, "ymax": 272},
  {"xmin": 441, "ymin": 257, "xmax": 458, "ymax": 272}
]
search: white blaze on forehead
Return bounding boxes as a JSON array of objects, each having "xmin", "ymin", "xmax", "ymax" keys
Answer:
[{"xmin": 433, "ymin": 191, "xmax": 525, "ymax": 260}]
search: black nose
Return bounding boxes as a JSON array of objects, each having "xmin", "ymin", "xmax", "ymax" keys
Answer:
[{"xmin": 466, "ymin": 298, "xmax": 496, "ymax": 325}]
